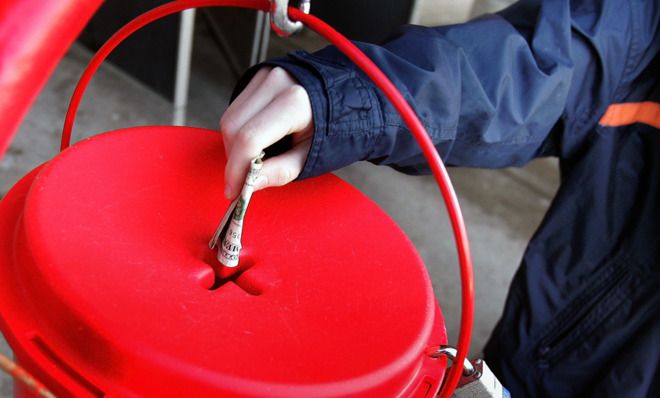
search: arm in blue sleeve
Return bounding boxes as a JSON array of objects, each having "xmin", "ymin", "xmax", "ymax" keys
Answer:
[{"xmin": 263, "ymin": 0, "xmax": 657, "ymax": 178}]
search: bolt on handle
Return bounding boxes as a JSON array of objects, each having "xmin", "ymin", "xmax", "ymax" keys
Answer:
[
  {"xmin": 427, "ymin": 345, "xmax": 477, "ymax": 377},
  {"xmin": 269, "ymin": 0, "xmax": 310, "ymax": 37}
]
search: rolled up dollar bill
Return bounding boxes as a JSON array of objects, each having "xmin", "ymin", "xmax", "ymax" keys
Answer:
[{"xmin": 209, "ymin": 152, "xmax": 265, "ymax": 268}]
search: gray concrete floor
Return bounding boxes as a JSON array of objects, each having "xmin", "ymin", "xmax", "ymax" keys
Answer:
[{"xmin": 0, "ymin": 2, "xmax": 556, "ymax": 393}]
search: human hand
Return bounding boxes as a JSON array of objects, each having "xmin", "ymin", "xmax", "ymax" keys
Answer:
[{"xmin": 220, "ymin": 67, "xmax": 313, "ymax": 199}]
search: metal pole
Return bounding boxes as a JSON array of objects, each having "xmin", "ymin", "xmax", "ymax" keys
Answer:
[
  {"xmin": 173, "ymin": 9, "xmax": 196, "ymax": 126},
  {"xmin": 250, "ymin": 11, "xmax": 267, "ymax": 66},
  {"xmin": 257, "ymin": 11, "xmax": 270, "ymax": 62}
]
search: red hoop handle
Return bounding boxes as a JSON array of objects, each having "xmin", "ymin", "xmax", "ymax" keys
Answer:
[{"xmin": 61, "ymin": 1, "xmax": 474, "ymax": 396}]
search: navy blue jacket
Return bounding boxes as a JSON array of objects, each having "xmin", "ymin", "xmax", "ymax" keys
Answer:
[{"xmin": 255, "ymin": 1, "xmax": 659, "ymax": 396}]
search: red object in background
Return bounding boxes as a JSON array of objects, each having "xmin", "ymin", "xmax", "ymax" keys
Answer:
[
  {"xmin": 0, "ymin": 126, "xmax": 447, "ymax": 397},
  {"xmin": 0, "ymin": 0, "xmax": 103, "ymax": 159}
]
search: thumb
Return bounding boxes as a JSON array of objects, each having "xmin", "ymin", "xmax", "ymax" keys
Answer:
[{"xmin": 254, "ymin": 140, "xmax": 312, "ymax": 190}]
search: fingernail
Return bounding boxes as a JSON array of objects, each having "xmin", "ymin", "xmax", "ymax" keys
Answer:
[
  {"xmin": 224, "ymin": 185, "xmax": 232, "ymax": 199},
  {"xmin": 254, "ymin": 175, "xmax": 267, "ymax": 190}
]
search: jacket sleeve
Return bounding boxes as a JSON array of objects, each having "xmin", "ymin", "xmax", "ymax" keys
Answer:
[{"xmin": 263, "ymin": 0, "xmax": 659, "ymax": 178}]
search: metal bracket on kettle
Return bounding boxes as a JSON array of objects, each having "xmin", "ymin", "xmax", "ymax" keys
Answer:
[
  {"xmin": 269, "ymin": 0, "xmax": 310, "ymax": 36},
  {"xmin": 428, "ymin": 345, "xmax": 477, "ymax": 377}
]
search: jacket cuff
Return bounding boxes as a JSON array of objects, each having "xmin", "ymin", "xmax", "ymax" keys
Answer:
[{"xmin": 263, "ymin": 50, "xmax": 382, "ymax": 179}]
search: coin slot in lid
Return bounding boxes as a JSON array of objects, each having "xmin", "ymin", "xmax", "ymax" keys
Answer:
[{"xmin": 200, "ymin": 251, "xmax": 260, "ymax": 295}]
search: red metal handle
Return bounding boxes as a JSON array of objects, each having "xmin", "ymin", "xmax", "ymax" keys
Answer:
[{"xmin": 60, "ymin": 1, "xmax": 474, "ymax": 396}]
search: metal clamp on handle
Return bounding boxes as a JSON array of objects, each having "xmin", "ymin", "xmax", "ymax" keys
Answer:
[
  {"xmin": 428, "ymin": 345, "xmax": 478, "ymax": 377},
  {"xmin": 429, "ymin": 347, "xmax": 510, "ymax": 397},
  {"xmin": 270, "ymin": 0, "xmax": 310, "ymax": 37}
]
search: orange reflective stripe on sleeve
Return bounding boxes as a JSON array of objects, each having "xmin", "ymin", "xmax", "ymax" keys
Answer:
[{"xmin": 599, "ymin": 101, "xmax": 660, "ymax": 129}]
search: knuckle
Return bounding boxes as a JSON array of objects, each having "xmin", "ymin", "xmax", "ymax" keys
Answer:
[
  {"xmin": 286, "ymin": 85, "xmax": 308, "ymax": 103},
  {"xmin": 269, "ymin": 66, "xmax": 288, "ymax": 81},
  {"xmin": 219, "ymin": 116, "xmax": 237, "ymax": 133},
  {"xmin": 236, "ymin": 130, "xmax": 256, "ymax": 148},
  {"xmin": 263, "ymin": 67, "xmax": 294, "ymax": 90},
  {"xmin": 263, "ymin": 68, "xmax": 283, "ymax": 89}
]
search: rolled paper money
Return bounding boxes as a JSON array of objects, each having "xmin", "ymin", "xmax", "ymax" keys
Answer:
[
  {"xmin": 208, "ymin": 197, "xmax": 237, "ymax": 250},
  {"xmin": 209, "ymin": 152, "xmax": 265, "ymax": 268}
]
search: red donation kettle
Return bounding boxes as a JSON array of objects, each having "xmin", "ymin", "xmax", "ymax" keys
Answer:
[{"xmin": 0, "ymin": 1, "xmax": 475, "ymax": 397}]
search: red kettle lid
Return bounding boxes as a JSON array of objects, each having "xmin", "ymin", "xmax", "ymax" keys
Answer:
[{"xmin": 0, "ymin": 126, "xmax": 446, "ymax": 397}]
